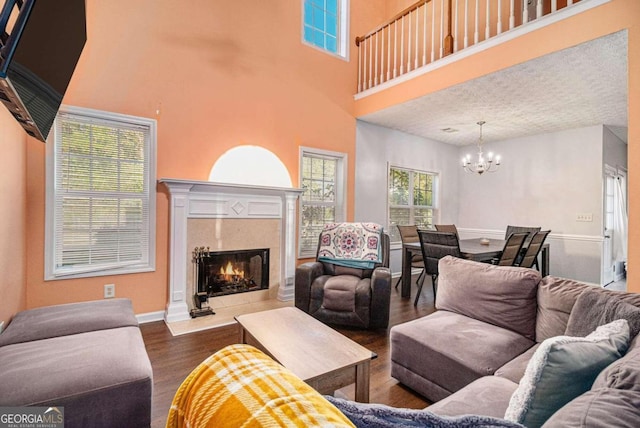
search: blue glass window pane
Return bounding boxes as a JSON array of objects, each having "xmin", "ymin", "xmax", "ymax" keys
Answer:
[
  {"xmin": 304, "ymin": 2, "xmax": 314, "ymax": 26},
  {"xmin": 313, "ymin": 8, "xmax": 325, "ymax": 31},
  {"xmin": 326, "ymin": 35, "xmax": 337, "ymax": 53},
  {"xmin": 303, "ymin": 26, "xmax": 314, "ymax": 44},
  {"xmin": 310, "ymin": 0, "xmax": 323, "ymax": 5},
  {"xmin": 327, "ymin": 0, "xmax": 338, "ymax": 15},
  {"xmin": 326, "ymin": 14, "xmax": 337, "ymax": 36},
  {"xmin": 314, "ymin": 29, "xmax": 325, "ymax": 48}
]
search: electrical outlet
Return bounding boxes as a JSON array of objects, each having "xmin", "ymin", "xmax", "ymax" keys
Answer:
[
  {"xmin": 104, "ymin": 284, "xmax": 115, "ymax": 299},
  {"xmin": 576, "ymin": 213, "xmax": 593, "ymax": 222}
]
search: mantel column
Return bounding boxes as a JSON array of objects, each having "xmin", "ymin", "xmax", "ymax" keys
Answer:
[
  {"xmin": 278, "ymin": 193, "xmax": 300, "ymax": 301},
  {"xmin": 164, "ymin": 183, "xmax": 193, "ymax": 322}
]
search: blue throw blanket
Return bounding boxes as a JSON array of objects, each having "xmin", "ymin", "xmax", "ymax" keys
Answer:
[
  {"xmin": 325, "ymin": 396, "xmax": 525, "ymax": 428},
  {"xmin": 317, "ymin": 222, "xmax": 383, "ymax": 270}
]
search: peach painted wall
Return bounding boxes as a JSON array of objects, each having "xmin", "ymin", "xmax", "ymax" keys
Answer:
[
  {"xmin": 357, "ymin": 0, "xmax": 640, "ymax": 293},
  {"xmin": 23, "ymin": 0, "xmax": 386, "ymax": 314},
  {"xmin": 0, "ymin": 107, "xmax": 27, "ymax": 324}
]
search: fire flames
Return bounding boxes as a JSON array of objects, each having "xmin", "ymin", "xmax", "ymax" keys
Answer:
[{"xmin": 220, "ymin": 261, "xmax": 244, "ymax": 281}]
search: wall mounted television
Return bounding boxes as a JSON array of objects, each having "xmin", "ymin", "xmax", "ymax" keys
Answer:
[{"xmin": 0, "ymin": 0, "xmax": 86, "ymax": 142}]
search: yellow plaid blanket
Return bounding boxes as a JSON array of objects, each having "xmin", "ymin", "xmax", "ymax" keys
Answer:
[{"xmin": 166, "ymin": 344, "xmax": 355, "ymax": 427}]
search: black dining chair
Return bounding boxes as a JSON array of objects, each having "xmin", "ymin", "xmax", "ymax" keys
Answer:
[
  {"xmin": 416, "ymin": 230, "xmax": 461, "ymax": 306},
  {"xmin": 434, "ymin": 224, "xmax": 459, "ymax": 239},
  {"xmin": 395, "ymin": 225, "xmax": 425, "ymax": 290},
  {"xmin": 518, "ymin": 230, "xmax": 551, "ymax": 270},
  {"xmin": 493, "ymin": 232, "xmax": 528, "ymax": 266},
  {"xmin": 505, "ymin": 225, "xmax": 541, "ymax": 265}
]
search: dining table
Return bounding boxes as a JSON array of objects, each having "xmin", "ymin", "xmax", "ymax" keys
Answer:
[{"xmin": 400, "ymin": 238, "xmax": 550, "ymax": 299}]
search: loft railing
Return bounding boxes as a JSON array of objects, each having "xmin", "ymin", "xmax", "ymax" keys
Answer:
[{"xmin": 355, "ymin": 0, "xmax": 581, "ymax": 94}]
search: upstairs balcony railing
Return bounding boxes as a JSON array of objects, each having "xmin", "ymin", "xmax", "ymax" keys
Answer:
[{"xmin": 355, "ymin": 0, "xmax": 583, "ymax": 94}]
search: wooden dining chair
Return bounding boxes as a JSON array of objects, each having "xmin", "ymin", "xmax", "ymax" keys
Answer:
[
  {"xmin": 494, "ymin": 232, "xmax": 528, "ymax": 266},
  {"xmin": 395, "ymin": 225, "xmax": 425, "ymax": 289},
  {"xmin": 434, "ymin": 224, "xmax": 459, "ymax": 238},
  {"xmin": 416, "ymin": 230, "xmax": 461, "ymax": 306},
  {"xmin": 518, "ymin": 230, "xmax": 551, "ymax": 270}
]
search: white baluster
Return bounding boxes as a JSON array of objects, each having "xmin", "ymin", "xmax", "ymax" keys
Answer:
[
  {"xmin": 439, "ymin": 0, "xmax": 444, "ymax": 59},
  {"xmin": 474, "ymin": 0, "xmax": 479, "ymax": 44},
  {"xmin": 400, "ymin": 16, "xmax": 405, "ymax": 75},
  {"xmin": 568, "ymin": 0, "xmax": 574, "ymax": 5},
  {"xmin": 454, "ymin": 0, "xmax": 459, "ymax": 52},
  {"xmin": 380, "ymin": 28, "xmax": 385, "ymax": 83},
  {"xmin": 368, "ymin": 35, "xmax": 373, "ymax": 88},
  {"xmin": 423, "ymin": 2, "xmax": 428, "ymax": 64},
  {"xmin": 431, "ymin": 0, "xmax": 436, "ymax": 62},
  {"xmin": 551, "ymin": 0, "xmax": 557, "ymax": 13},
  {"xmin": 407, "ymin": 10, "xmax": 412, "ymax": 72},
  {"xmin": 523, "ymin": 0, "xmax": 529, "ymax": 23},
  {"xmin": 464, "ymin": 0, "xmax": 469, "ymax": 48},
  {"xmin": 485, "ymin": 0, "xmax": 490, "ymax": 40},
  {"xmin": 393, "ymin": 21, "xmax": 398, "ymax": 78},
  {"xmin": 374, "ymin": 32, "xmax": 379, "ymax": 86},
  {"xmin": 537, "ymin": 0, "xmax": 543, "ymax": 19},
  {"xmin": 415, "ymin": 6, "xmax": 419, "ymax": 69},
  {"xmin": 357, "ymin": 39, "xmax": 362, "ymax": 92},
  {"xmin": 497, "ymin": 0, "xmax": 502, "ymax": 34},
  {"xmin": 362, "ymin": 38, "xmax": 368, "ymax": 89},
  {"xmin": 509, "ymin": 0, "xmax": 515, "ymax": 30},
  {"xmin": 387, "ymin": 24, "xmax": 392, "ymax": 81}
]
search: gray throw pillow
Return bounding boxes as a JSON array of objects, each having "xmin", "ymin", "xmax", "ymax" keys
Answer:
[
  {"xmin": 565, "ymin": 288, "xmax": 640, "ymax": 338},
  {"xmin": 504, "ymin": 320, "xmax": 630, "ymax": 428}
]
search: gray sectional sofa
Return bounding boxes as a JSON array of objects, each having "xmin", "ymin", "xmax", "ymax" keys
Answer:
[
  {"xmin": 391, "ymin": 256, "xmax": 640, "ymax": 427},
  {"xmin": 0, "ymin": 298, "xmax": 153, "ymax": 428}
]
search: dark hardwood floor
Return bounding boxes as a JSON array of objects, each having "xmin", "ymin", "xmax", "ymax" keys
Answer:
[{"xmin": 140, "ymin": 277, "xmax": 435, "ymax": 428}]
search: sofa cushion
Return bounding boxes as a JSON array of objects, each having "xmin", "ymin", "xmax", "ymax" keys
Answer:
[
  {"xmin": 436, "ymin": 256, "xmax": 540, "ymax": 340},
  {"xmin": 391, "ymin": 310, "xmax": 534, "ymax": 402},
  {"xmin": 592, "ymin": 340, "xmax": 640, "ymax": 392},
  {"xmin": 495, "ymin": 344, "xmax": 540, "ymax": 384},
  {"xmin": 326, "ymin": 395, "xmax": 524, "ymax": 428},
  {"xmin": 542, "ymin": 388, "xmax": 640, "ymax": 428},
  {"xmin": 535, "ymin": 276, "xmax": 591, "ymax": 342},
  {"xmin": 427, "ymin": 376, "xmax": 519, "ymax": 419},
  {"xmin": 565, "ymin": 287, "xmax": 640, "ymax": 338},
  {"xmin": 0, "ymin": 298, "xmax": 138, "ymax": 347},
  {"xmin": 0, "ymin": 326, "xmax": 152, "ymax": 427},
  {"xmin": 504, "ymin": 320, "xmax": 630, "ymax": 428},
  {"xmin": 322, "ymin": 275, "xmax": 360, "ymax": 311}
]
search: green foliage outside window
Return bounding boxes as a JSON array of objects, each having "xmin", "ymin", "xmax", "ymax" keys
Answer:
[{"xmin": 388, "ymin": 167, "xmax": 437, "ymax": 242}]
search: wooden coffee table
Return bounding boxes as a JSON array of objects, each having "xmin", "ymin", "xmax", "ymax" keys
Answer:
[{"xmin": 235, "ymin": 306, "xmax": 375, "ymax": 402}]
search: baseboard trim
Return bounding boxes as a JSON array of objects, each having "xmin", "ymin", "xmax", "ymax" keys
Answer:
[{"xmin": 136, "ymin": 310, "xmax": 165, "ymax": 324}]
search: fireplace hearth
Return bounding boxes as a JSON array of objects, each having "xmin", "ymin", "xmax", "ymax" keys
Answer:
[{"xmin": 193, "ymin": 247, "xmax": 269, "ymax": 297}]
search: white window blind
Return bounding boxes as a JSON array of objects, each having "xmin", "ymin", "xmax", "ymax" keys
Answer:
[{"xmin": 46, "ymin": 107, "xmax": 156, "ymax": 279}]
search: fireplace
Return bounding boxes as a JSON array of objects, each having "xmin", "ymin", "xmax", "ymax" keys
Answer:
[
  {"xmin": 193, "ymin": 247, "xmax": 269, "ymax": 297},
  {"xmin": 160, "ymin": 179, "xmax": 302, "ymax": 323}
]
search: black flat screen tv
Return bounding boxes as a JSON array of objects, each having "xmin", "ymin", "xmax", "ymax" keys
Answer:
[{"xmin": 0, "ymin": 0, "xmax": 86, "ymax": 142}]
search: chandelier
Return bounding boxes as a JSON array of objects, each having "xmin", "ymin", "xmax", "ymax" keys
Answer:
[{"xmin": 462, "ymin": 121, "xmax": 501, "ymax": 174}]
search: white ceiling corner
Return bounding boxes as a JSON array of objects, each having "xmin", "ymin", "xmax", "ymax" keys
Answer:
[{"xmin": 358, "ymin": 30, "xmax": 628, "ymax": 146}]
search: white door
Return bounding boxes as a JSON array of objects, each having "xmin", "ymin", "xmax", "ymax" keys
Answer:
[{"xmin": 603, "ymin": 174, "xmax": 615, "ymax": 285}]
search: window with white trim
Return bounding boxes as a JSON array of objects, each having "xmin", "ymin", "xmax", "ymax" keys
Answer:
[
  {"xmin": 302, "ymin": 0, "xmax": 348, "ymax": 58},
  {"xmin": 299, "ymin": 148, "xmax": 346, "ymax": 258},
  {"xmin": 45, "ymin": 106, "xmax": 156, "ymax": 280},
  {"xmin": 388, "ymin": 166, "xmax": 437, "ymax": 243}
]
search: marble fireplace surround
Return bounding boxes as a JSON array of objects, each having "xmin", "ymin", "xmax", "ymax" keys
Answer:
[{"xmin": 160, "ymin": 179, "xmax": 303, "ymax": 323}]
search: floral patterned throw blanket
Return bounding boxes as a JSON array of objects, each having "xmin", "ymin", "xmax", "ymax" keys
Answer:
[{"xmin": 317, "ymin": 222, "xmax": 383, "ymax": 270}]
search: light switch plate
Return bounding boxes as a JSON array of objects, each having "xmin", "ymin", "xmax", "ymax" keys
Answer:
[{"xmin": 576, "ymin": 213, "xmax": 593, "ymax": 222}]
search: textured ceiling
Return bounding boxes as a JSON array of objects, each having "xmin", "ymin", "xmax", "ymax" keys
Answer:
[{"xmin": 358, "ymin": 31, "xmax": 628, "ymax": 146}]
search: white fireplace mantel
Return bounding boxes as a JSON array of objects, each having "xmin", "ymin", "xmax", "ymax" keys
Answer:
[{"xmin": 160, "ymin": 178, "xmax": 303, "ymax": 323}]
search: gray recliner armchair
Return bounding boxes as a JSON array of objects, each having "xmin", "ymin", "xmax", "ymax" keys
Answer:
[{"xmin": 295, "ymin": 233, "xmax": 392, "ymax": 329}]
